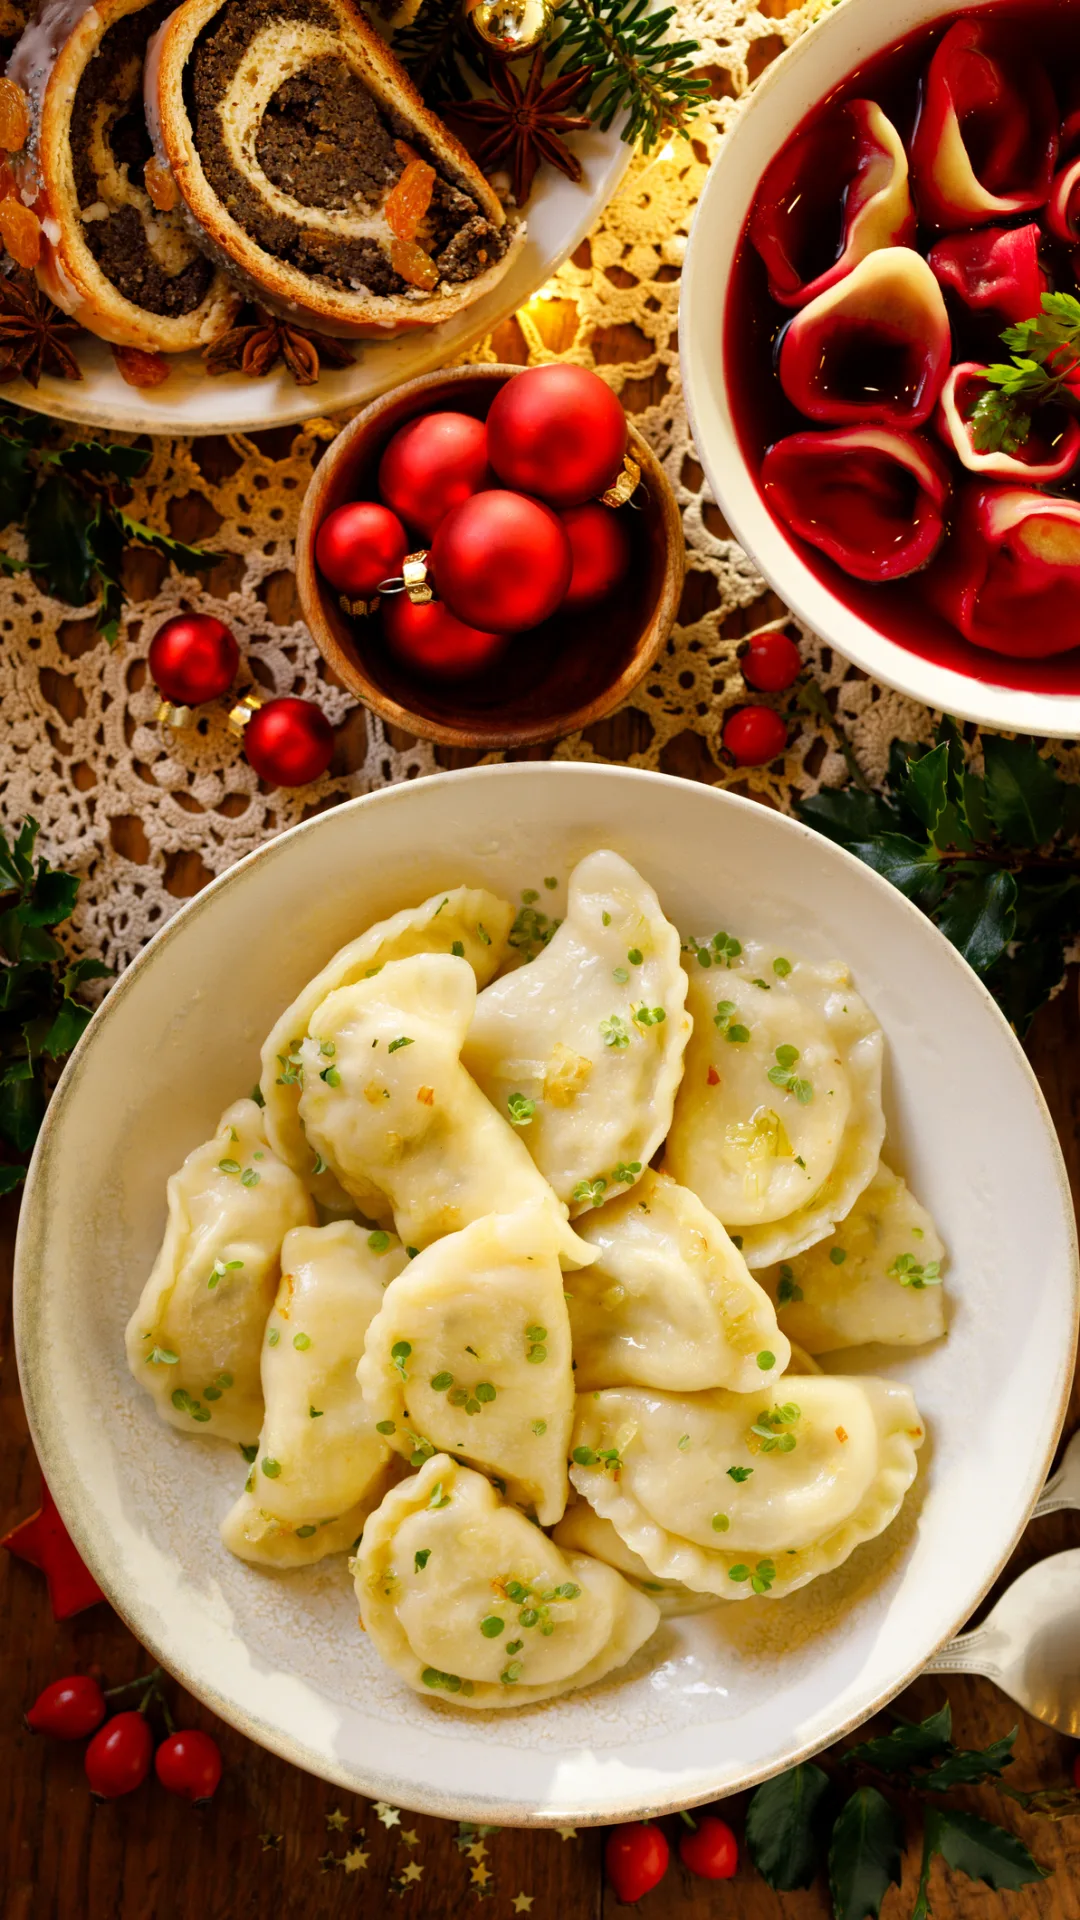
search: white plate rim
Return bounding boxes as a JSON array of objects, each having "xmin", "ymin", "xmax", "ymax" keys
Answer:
[{"xmin": 13, "ymin": 762, "xmax": 1080, "ymax": 1822}]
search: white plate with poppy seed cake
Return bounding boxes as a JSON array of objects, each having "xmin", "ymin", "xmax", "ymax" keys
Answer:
[{"xmin": 14, "ymin": 764, "xmax": 1078, "ymax": 1822}]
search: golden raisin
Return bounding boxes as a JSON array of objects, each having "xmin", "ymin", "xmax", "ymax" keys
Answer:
[
  {"xmin": 0, "ymin": 197, "xmax": 40, "ymax": 268},
  {"xmin": 112, "ymin": 345, "xmax": 171, "ymax": 388},
  {"xmin": 0, "ymin": 78, "xmax": 29, "ymax": 152},
  {"xmin": 385, "ymin": 158, "xmax": 435, "ymax": 241},
  {"xmin": 144, "ymin": 156, "xmax": 179, "ymax": 213},
  {"xmin": 389, "ymin": 234, "xmax": 439, "ymax": 290}
]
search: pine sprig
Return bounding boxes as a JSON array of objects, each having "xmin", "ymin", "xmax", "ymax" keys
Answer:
[
  {"xmin": 545, "ymin": 0, "xmax": 709, "ymax": 148},
  {"xmin": 395, "ymin": 0, "xmax": 483, "ymax": 104},
  {"xmin": 798, "ymin": 718, "xmax": 1080, "ymax": 1036},
  {"xmin": 0, "ymin": 399, "xmax": 216, "ymax": 643}
]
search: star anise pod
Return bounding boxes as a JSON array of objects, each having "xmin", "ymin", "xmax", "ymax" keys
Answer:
[
  {"xmin": 0, "ymin": 271, "xmax": 81, "ymax": 386},
  {"xmin": 444, "ymin": 49, "xmax": 592, "ymax": 207},
  {"xmin": 203, "ymin": 305, "xmax": 355, "ymax": 387}
]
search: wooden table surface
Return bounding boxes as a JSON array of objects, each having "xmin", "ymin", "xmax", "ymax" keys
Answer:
[{"xmin": 4, "ymin": 325, "xmax": 1080, "ymax": 1915}]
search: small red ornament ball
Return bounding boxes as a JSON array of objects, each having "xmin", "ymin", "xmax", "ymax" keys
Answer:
[
  {"xmin": 605, "ymin": 1822, "xmax": 670, "ymax": 1903},
  {"xmin": 679, "ymin": 1815, "xmax": 739, "ymax": 1881},
  {"xmin": 487, "ymin": 365, "xmax": 628, "ymax": 508},
  {"xmin": 84, "ymin": 1710, "xmax": 153, "ymax": 1800},
  {"xmin": 26, "ymin": 1674, "xmax": 107, "ymax": 1740},
  {"xmin": 740, "ymin": 629, "xmax": 803, "ymax": 693},
  {"xmin": 560, "ymin": 502, "xmax": 632, "ymax": 611},
  {"xmin": 724, "ymin": 704, "xmax": 789, "ymax": 766},
  {"xmin": 148, "ymin": 614, "xmax": 239, "ymax": 707},
  {"xmin": 244, "ymin": 697, "xmax": 334, "ymax": 786},
  {"xmin": 155, "ymin": 1728, "xmax": 223, "ymax": 1804},
  {"xmin": 430, "ymin": 490, "xmax": 572, "ymax": 632},
  {"xmin": 383, "ymin": 594, "xmax": 506, "ymax": 680},
  {"xmin": 315, "ymin": 500, "xmax": 408, "ymax": 598},
  {"xmin": 378, "ymin": 411, "xmax": 489, "ymax": 541}
]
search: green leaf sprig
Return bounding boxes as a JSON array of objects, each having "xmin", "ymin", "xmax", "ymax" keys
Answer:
[
  {"xmin": 0, "ymin": 399, "xmax": 214, "ymax": 643},
  {"xmin": 968, "ymin": 291, "xmax": 1080, "ymax": 453},
  {"xmin": 799, "ymin": 718, "xmax": 1080, "ymax": 1036},
  {"xmin": 745, "ymin": 1702, "xmax": 1065, "ymax": 1919},
  {"xmin": 0, "ymin": 819, "xmax": 110, "ymax": 1192}
]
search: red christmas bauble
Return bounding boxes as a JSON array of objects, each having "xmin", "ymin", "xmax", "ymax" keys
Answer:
[
  {"xmin": 383, "ymin": 594, "xmax": 506, "ymax": 680},
  {"xmin": 148, "ymin": 614, "xmax": 239, "ymax": 706},
  {"xmin": 486, "ymin": 365, "xmax": 628, "ymax": 508},
  {"xmin": 315, "ymin": 500, "xmax": 408, "ymax": 598},
  {"xmin": 378, "ymin": 411, "xmax": 490, "ymax": 541},
  {"xmin": 430, "ymin": 490, "xmax": 572, "ymax": 633},
  {"xmin": 560, "ymin": 502, "xmax": 632, "ymax": 611},
  {"xmin": 244, "ymin": 698, "xmax": 334, "ymax": 786}
]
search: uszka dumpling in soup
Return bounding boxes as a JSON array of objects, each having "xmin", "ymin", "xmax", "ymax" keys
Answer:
[
  {"xmin": 358, "ymin": 1204, "xmax": 585, "ymax": 1526},
  {"xmin": 260, "ymin": 885, "xmax": 513, "ymax": 1218},
  {"xmin": 568, "ymin": 1377, "xmax": 924, "ymax": 1600},
  {"xmin": 567, "ymin": 1169, "xmax": 789, "ymax": 1392},
  {"xmin": 297, "ymin": 953, "xmax": 565, "ymax": 1250},
  {"xmin": 354, "ymin": 1455, "xmax": 660, "ymax": 1708},
  {"xmin": 664, "ymin": 942, "xmax": 884, "ymax": 1267},
  {"xmin": 125, "ymin": 1099, "xmax": 314, "ymax": 1444},
  {"xmin": 221, "ymin": 1221, "xmax": 408, "ymax": 1567},
  {"xmin": 464, "ymin": 850, "xmax": 691, "ymax": 1213},
  {"xmin": 759, "ymin": 1162, "xmax": 947, "ymax": 1355}
]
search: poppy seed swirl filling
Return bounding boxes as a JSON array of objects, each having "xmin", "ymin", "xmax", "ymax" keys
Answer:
[
  {"xmin": 186, "ymin": 0, "xmax": 508, "ymax": 296},
  {"xmin": 70, "ymin": 0, "xmax": 214, "ymax": 317}
]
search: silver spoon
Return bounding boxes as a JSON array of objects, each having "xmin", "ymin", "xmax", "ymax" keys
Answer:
[
  {"xmin": 1031, "ymin": 1427, "xmax": 1080, "ymax": 1519},
  {"xmin": 923, "ymin": 1549, "xmax": 1080, "ymax": 1734}
]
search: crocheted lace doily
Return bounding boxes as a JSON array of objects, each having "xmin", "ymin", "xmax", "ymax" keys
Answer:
[{"xmin": 0, "ymin": 0, "xmax": 948, "ymax": 972}]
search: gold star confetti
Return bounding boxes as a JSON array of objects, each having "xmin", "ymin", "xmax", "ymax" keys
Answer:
[
  {"xmin": 401, "ymin": 1829, "xmax": 420, "ymax": 1848},
  {"xmin": 466, "ymin": 1840, "xmax": 489, "ymax": 1861},
  {"xmin": 317, "ymin": 1850, "xmax": 341, "ymax": 1873},
  {"xmin": 343, "ymin": 1848, "xmax": 369, "ymax": 1873},
  {"xmin": 470, "ymin": 1862, "xmax": 492, "ymax": 1889},
  {"xmin": 258, "ymin": 1833, "xmax": 282, "ymax": 1851},
  {"xmin": 557, "ymin": 1826, "xmax": 579, "ymax": 1841},
  {"xmin": 326, "ymin": 1808, "xmax": 349, "ymax": 1832},
  {"xmin": 400, "ymin": 1861, "xmax": 425, "ymax": 1885},
  {"xmin": 512, "ymin": 1898, "xmax": 534, "ymax": 1915},
  {"xmin": 375, "ymin": 1802, "xmax": 402, "ymax": 1828}
]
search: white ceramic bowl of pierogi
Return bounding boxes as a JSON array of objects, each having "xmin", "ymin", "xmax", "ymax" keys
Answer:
[{"xmin": 14, "ymin": 763, "xmax": 1078, "ymax": 1824}]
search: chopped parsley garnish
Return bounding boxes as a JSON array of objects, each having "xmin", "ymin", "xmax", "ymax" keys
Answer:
[
  {"xmin": 531, "ymin": 1419, "xmax": 547, "ymax": 1436},
  {"xmin": 677, "ymin": 1433, "xmax": 691, "ymax": 1451},
  {"xmin": 500, "ymin": 1663, "xmax": 523, "ymax": 1685},
  {"xmin": 756, "ymin": 1350, "xmax": 776, "ymax": 1370},
  {"xmin": 632, "ymin": 1004, "xmax": 666, "ymax": 1027},
  {"xmin": 476, "ymin": 1382, "xmax": 496, "ymax": 1403},
  {"xmin": 610, "ymin": 1160, "xmax": 642, "ymax": 1186},
  {"xmin": 309, "ymin": 1405, "xmax": 323, "ymax": 1418},
  {"xmin": 727, "ymin": 1464, "xmax": 753, "ymax": 1482},
  {"xmin": 476, "ymin": 923, "xmax": 492, "ymax": 945},
  {"xmin": 572, "ymin": 1176, "xmax": 607, "ymax": 1209},
  {"xmin": 751, "ymin": 1403, "xmax": 801, "ymax": 1452},
  {"xmin": 889, "ymin": 1252, "xmax": 943, "ymax": 1289},
  {"xmin": 480, "ymin": 1616, "xmax": 504, "ymax": 1637},
  {"xmin": 571, "ymin": 1444, "xmax": 622, "ymax": 1474},
  {"xmin": 523, "ymin": 889, "xmax": 539, "ymax": 905},
  {"xmin": 267, "ymin": 1328, "xmax": 280, "ymax": 1346},
  {"xmin": 711, "ymin": 1512, "xmax": 730, "ymax": 1532},
  {"xmin": 406, "ymin": 1434, "xmax": 436, "ymax": 1466},
  {"xmin": 414, "ymin": 1549, "xmax": 431, "ymax": 1571},
  {"xmin": 368, "ymin": 1230, "xmax": 391, "ymax": 1253},
  {"xmin": 829, "ymin": 1247, "xmax": 847, "ymax": 1265},
  {"xmin": 216, "ymin": 1159, "xmax": 240, "ymax": 1175},
  {"xmin": 601, "ymin": 910, "xmax": 611, "ymax": 925},
  {"xmin": 239, "ymin": 1442, "xmax": 258, "ymax": 1463},
  {"xmin": 406, "ymin": 1246, "xmax": 419, "ymax": 1260},
  {"xmin": 714, "ymin": 1000, "xmax": 750, "ymax": 1043},
  {"xmin": 767, "ymin": 1044, "xmax": 812, "ymax": 1103},
  {"xmin": 777, "ymin": 1263, "xmax": 803, "ymax": 1305},
  {"xmin": 240, "ymin": 1167, "xmax": 260, "ymax": 1187},
  {"xmin": 451, "ymin": 939, "xmax": 465, "ymax": 957},
  {"xmin": 613, "ymin": 965, "xmax": 629, "ymax": 984},
  {"xmin": 525, "ymin": 1325, "xmax": 548, "ymax": 1363},
  {"xmin": 319, "ymin": 1065, "xmax": 341, "ymax": 1087},
  {"xmin": 391, "ymin": 1340, "xmax": 412, "ymax": 1381},
  {"xmin": 773, "ymin": 957, "xmax": 792, "ymax": 978},
  {"xmin": 422, "ymin": 1667, "xmax": 465, "ymax": 1693},
  {"xmin": 311, "ymin": 1152, "xmax": 328, "ymax": 1176},
  {"xmin": 148, "ymin": 1347, "xmax": 178, "ymax": 1366},
  {"xmin": 507, "ymin": 1092, "xmax": 536, "ymax": 1126},
  {"xmin": 261, "ymin": 1458, "xmax": 282, "ymax": 1478},
  {"xmin": 600, "ymin": 1014, "xmax": 630, "ymax": 1049},
  {"xmin": 752, "ymin": 978, "xmax": 771, "ymax": 990},
  {"xmin": 627, "ymin": 947, "xmax": 643, "ymax": 965},
  {"xmin": 375, "ymin": 1419, "xmax": 396, "ymax": 1435},
  {"xmin": 387, "ymin": 1036, "xmax": 413, "ymax": 1053},
  {"xmin": 428, "ymin": 1482, "xmax": 451, "ymax": 1509},
  {"xmin": 276, "ymin": 1051, "xmax": 302, "ymax": 1087},
  {"xmin": 434, "ymin": 898, "xmax": 449, "ymax": 915},
  {"xmin": 296, "ymin": 1525, "xmax": 316, "ymax": 1539},
  {"xmin": 207, "ymin": 1257, "xmax": 243, "ymax": 1291},
  {"xmin": 544, "ymin": 876, "xmax": 557, "ymax": 890},
  {"xmin": 431, "ymin": 1370, "xmax": 454, "ymax": 1391},
  {"xmin": 293, "ymin": 1332, "xmax": 311, "ymax": 1350}
]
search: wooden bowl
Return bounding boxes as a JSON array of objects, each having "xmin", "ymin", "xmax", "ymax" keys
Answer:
[{"xmin": 296, "ymin": 364, "xmax": 685, "ymax": 749}]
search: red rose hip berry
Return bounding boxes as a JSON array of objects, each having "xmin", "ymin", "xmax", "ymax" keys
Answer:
[
  {"xmin": 84, "ymin": 1710, "xmax": 153, "ymax": 1799},
  {"xmin": 26, "ymin": 1674, "xmax": 107, "ymax": 1740},
  {"xmin": 723, "ymin": 704, "xmax": 789, "ymax": 766},
  {"xmin": 740, "ymin": 629, "xmax": 803, "ymax": 693},
  {"xmin": 155, "ymin": 1728, "xmax": 223, "ymax": 1804},
  {"xmin": 679, "ymin": 1813, "xmax": 739, "ymax": 1880},
  {"xmin": 605, "ymin": 1821, "xmax": 670, "ymax": 1902}
]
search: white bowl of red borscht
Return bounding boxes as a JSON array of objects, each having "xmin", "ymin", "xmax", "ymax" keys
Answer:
[{"xmin": 682, "ymin": 0, "xmax": 1080, "ymax": 736}]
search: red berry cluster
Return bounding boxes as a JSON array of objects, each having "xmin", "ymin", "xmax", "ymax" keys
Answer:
[
  {"xmin": 723, "ymin": 628, "xmax": 805, "ymax": 768},
  {"xmin": 605, "ymin": 1810, "xmax": 739, "ymax": 1901},
  {"xmin": 315, "ymin": 365, "xmax": 636, "ymax": 683},
  {"xmin": 25, "ymin": 1668, "xmax": 222, "ymax": 1805}
]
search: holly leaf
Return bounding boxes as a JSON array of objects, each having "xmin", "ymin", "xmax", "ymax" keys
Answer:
[
  {"xmin": 845, "ymin": 1704, "xmax": 953, "ymax": 1774},
  {"xmin": 0, "ymin": 1068, "xmax": 45, "ymax": 1153},
  {"xmin": 828, "ymin": 1787, "xmax": 904, "ymax": 1920},
  {"xmin": 935, "ymin": 868, "xmax": 1017, "ymax": 975},
  {"xmin": 42, "ymin": 996, "xmax": 92, "ymax": 1059},
  {"xmin": 897, "ymin": 741, "xmax": 950, "ymax": 843},
  {"xmin": 981, "ymin": 737, "xmax": 1062, "ymax": 848},
  {"xmin": 22, "ymin": 861, "xmax": 80, "ymax": 928},
  {"xmin": 745, "ymin": 1763, "xmax": 831, "ymax": 1890},
  {"xmin": 0, "ymin": 429, "xmax": 35, "ymax": 528},
  {"xmin": 115, "ymin": 512, "xmax": 215, "ymax": 577},
  {"xmin": 50, "ymin": 439, "xmax": 150, "ymax": 484},
  {"xmin": 63, "ymin": 956, "xmax": 111, "ymax": 992},
  {"xmin": 0, "ymin": 1162, "xmax": 25, "ymax": 1194},
  {"xmin": 919, "ymin": 1804, "xmax": 1047, "ymax": 1908},
  {"xmin": 25, "ymin": 470, "xmax": 97, "ymax": 609},
  {"xmin": 797, "ymin": 789, "xmax": 904, "ymax": 848},
  {"xmin": 849, "ymin": 834, "xmax": 944, "ymax": 911},
  {"xmin": 923, "ymin": 1729, "xmax": 1017, "ymax": 1791}
]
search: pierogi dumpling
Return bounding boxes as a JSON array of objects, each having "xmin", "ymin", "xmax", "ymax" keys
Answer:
[
  {"xmin": 464, "ymin": 851, "xmax": 691, "ymax": 1213},
  {"xmin": 126, "ymin": 1099, "xmax": 315, "ymax": 1444},
  {"xmin": 567, "ymin": 1169, "xmax": 789, "ymax": 1392},
  {"xmin": 297, "ymin": 954, "xmax": 568, "ymax": 1251},
  {"xmin": 552, "ymin": 1500, "xmax": 720, "ymax": 1616},
  {"xmin": 221, "ymin": 1220, "xmax": 408, "ymax": 1567},
  {"xmin": 664, "ymin": 942, "xmax": 884, "ymax": 1267},
  {"xmin": 568, "ymin": 1377, "xmax": 923, "ymax": 1600},
  {"xmin": 260, "ymin": 886, "xmax": 513, "ymax": 1216},
  {"xmin": 759, "ymin": 1161, "xmax": 947, "ymax": 1354},
  {"xmin": 358, "ymin": 1204, "xmax": 585, "ymax": 1525},
  {"xmin": 355, "ymin": 1455, "xmax": 660, "ymax": 1708}
]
